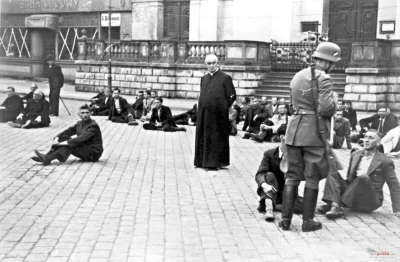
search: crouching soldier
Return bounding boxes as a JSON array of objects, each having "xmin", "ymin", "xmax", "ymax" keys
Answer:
[{"xmin": 32, "ymin": 104, "xmax": 103, "ymax": 165}]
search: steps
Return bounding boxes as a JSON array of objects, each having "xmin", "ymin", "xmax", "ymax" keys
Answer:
[{"xmin": 255, "ymin": 70, "xmax": 347, "ymax": 100}]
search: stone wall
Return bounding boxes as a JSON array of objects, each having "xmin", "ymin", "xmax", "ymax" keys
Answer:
[
  {"xmin": 74, "ymin": 62, "xmax": 268, "ymax": 99},
  {"xmin": 344, "ymin": 69, "xmax": 400, "ymax": 112}
]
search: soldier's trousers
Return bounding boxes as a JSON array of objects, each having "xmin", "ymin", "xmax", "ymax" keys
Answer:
[
  {"xmin": 322, "ymin": 172, "xmax": 381, "ymax": 213},
  {"xmin": 285, "ymin": 145, "xmax": 329, "ymax": 189}
]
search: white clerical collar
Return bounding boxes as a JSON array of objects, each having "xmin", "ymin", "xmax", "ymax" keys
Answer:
[{"xmin": 208, "ymin": 68, "xmax": 219, "ymax": 76}]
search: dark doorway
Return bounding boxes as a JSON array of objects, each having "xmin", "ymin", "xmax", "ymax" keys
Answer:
[
  {"xmin": 328, "ymin": 0, "xmax": 378, "ymax": 70},
  {"xmin": 164, "ymin": 1, "xmax": 190, "ymax": 40}
]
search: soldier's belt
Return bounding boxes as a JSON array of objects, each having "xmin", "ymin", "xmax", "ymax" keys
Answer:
[{"xmin": 294, "ymin": 109, "xmax": 316, "ymax": 115}]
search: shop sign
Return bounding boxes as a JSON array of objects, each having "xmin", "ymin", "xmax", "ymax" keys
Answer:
[{"xmin": 101, "ymin": 13, "xmax": 121, "ymax": 27}]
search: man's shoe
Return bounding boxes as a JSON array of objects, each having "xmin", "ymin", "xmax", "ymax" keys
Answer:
[
  {"xmin": 257, "ymin": 200, "xmax": 266, "ymax": 212},
  {"xmin": 325, "ymin": 206, "xmax": 344, "ymax": 220},
  {"xmin": 265, "ymin": 209, "xmax": 275, "ymax": 222},
  {"xmin": 317, "ymin": 204, "xmax": 331, "ymax": 214},
  {"xmin": 22, "ymin": 120, "xmax": 32, "ymax": 128},
  {"xmin": 8, "ymin": 122, "xmax": 22, "ymax": 128},
  {"xmin": 302, "ymin": 221, "xmax": 322, "ymax": 232},
  {"xmin": 128, "ymin": 121, "xmax": 138, "ymax": 126},
  {"xmin": 31, "ymin": 156, "xmax": 41, "ymax": 162},
  {"xmin": 34, "ymin": 150, "xmax": 50, "ymax": 166},
  {"xmin": 250, "ymin": 134, "xmax": 264, "ymax": 143}
]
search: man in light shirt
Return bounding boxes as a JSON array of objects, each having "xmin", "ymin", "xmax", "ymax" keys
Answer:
[{"xmin": 318, "ymin": 130, "xmax": 400, "ymax": 219}]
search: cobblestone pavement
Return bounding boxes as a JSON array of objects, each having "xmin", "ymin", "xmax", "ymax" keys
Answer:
[{"xmin": 1, "ymin": 95, "xmax": 400, "ymax": 262}]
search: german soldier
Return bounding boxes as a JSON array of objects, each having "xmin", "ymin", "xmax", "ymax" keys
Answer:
[{"xmin": 280, "ymin": 42, "xmax": 341, "ymax": 232}]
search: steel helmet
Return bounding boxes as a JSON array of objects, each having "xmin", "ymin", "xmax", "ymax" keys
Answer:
[{"xmin": 313, "ymin": 42, "xmax": 341, "ymax": 62}]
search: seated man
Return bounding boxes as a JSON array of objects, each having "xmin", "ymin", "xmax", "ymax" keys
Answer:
[
  {"xmin": 108, "ymin": 88, "xmax": 137, "ymax": 125},
  {"xmin": 229, "ymin": 103, "xmax": 238, "ymax": 136},
  {"xmin": 8, "ymin": 89, "xmax": 50, "ymax": 129},
  {"xmin": 379, "ymin": 116, "xmax": 400, "ymax": 157},
  {"xmin": 131, "ymin": 91, "xmax": 144, "ymax": 119},
  {"xmin": 143, "ymin": 97, "xmax": 186, "ymax": 132},
  {"xmin": 140, "ymin": 91, "xmax": 155, "ymax": 122},
  {"xmin": 318, "ymin": 130, "xmax": 400, "ymax": 219},
  {"xmin": 333, "ymin": 110, "xmax": 352, "ymax": 149},
  {"xmin": 22, "ymin": 83, "xmax": 38, "ymax": 102},
  {"xmin": 238, "ymin": 96, "xmax": 251, "ymax": 122},
  {"xmin": 359, "ymin": 107, "xmax": 397, "ymax": 137},
  {"xmin": 173, "ymin": 104, "xmax": 197, "ymax": 125},
  {"xmin": 343, "ymin": 100, "xmax": 357, "ymax": 131},
  {"xmin": 244, "ymin": 103, "xmax": 287, "ymax": 142},
  {"xmin": 92, "ymin": 88, "xmax": 112, "ymax": 116},
  {"xmin": 33, "ymin": 104, "xmax": 103, "ymax": 166},
  {"xmin": 255, "ymin": 124, "xmax": 303, "ymax": 222},
  {"xmin": 266, "ymin": 97, "xmax": 279, "ymax": 117},
  {"xmin": 242, "ymin": 96, "xmax": 271, "ymax": 133},
  {"xmin": 89, "ymin": 86, "xmax": 105, "ymax": 107},
  {"xmin": 1, "ymin": 86, "xmax": 24, "ymax": 122}
]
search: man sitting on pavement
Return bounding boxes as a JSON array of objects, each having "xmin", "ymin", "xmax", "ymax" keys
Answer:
[
  {"xmin": 343, "ymin": 100, "xmax": 357, "ymax": 131},
  {"xmin": 140, "ymin": 91, "xmax": 155, "ymax": 122},
  {"xmin": 378, "ymin": 116, "xmax": 400, "ymax": 157},
  {"xmin": 242, "ymin": 96, "xmax": 271, "ymax": 133},
  {"xmin": 92, "ymin": 88, "xmax": 112, "ymax": 116},
  {"xmin": 333, "ymin": 110, "xmax": 352, "ymax": 149},
  {"xmin": 8, "ymin": 89, "xmax": 50, "ymax": 129},
  {"xmin": 318, "ymin": 130, "xmax": 400, "ymax": 219},
  {"xmin": 108, "ymin": 88, "xmax": 137, "ymax": 125},
  {"xmin": 89, "ymin": 86, "xmax": 105, "ymax": 107},
  {"xmin": 359, "ymin": 107, "xmax": 397, "ymax": 137},
  {"xmin": 244, "ymin": 103, "xmax": 287, "ymax": 142},
  {"xmin": 255, "ymin": 124, "xmax": 303, "ymax": 222},
  {"xmin": 33, "ymin": 104, "xmax": 103, "ymax": 166},
  {"xmin": 143, "ymin": 97, "xmax": 186, "ymax": 132},
  {"xmin": 172, "ymin": 104, "xmax": 197, "ymax": 125},
  {"xmin": 131, "ymin": 91, "xmax": 144, "ymax": 119},
  {"xmin": 22, "ymin": 83, "xmax": 39, "ymax": 102},
  {"xmin": 1, "ymin": 86, "xmax": 24, "ymax": 122}
]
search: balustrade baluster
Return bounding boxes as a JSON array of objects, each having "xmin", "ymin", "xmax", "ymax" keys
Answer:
[{"xmin": 205, "ymin": 46, "xmax": 210, "ymax": 56}]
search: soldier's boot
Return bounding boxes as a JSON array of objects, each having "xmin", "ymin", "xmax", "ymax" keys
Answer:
[
  {"xmin": 302, "ymin": 188, "xmax": 323, "ymax": 232},
  {"xmin": 279, "ymin": 185, "xmax": 297, "ymax": 231}
]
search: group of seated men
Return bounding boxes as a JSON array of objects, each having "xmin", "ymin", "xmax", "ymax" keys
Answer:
[
  {"xmin": 1, "ymin": 85, "xmax": 51, "ymax": 129},
  {"xmin": 88, "ymin": 87, "xmax": 187, "ymax": 132}
]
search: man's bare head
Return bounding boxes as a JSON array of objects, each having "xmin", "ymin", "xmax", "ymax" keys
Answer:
[
  {"xmin": 30, "ymin": 83, "xmax": 38, "ymax": 92},
  {"xmin": 33, "ymin": 89, "xmax": 44, "ymax": 102},
  {"xmin": 204, "ymin": 54, "xmax": 219, "ymax": 73}
]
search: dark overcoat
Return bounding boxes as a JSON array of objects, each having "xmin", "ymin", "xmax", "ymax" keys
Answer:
[
  {"xmin": 23, "ymin": 97, "xmax": 51, "ymax": 125},
  {"xmin": 1, "ymin": 95, "xmax": 24, "ymax": 122},
  {"xmin": 194, "ymin": 70, "xmax": 236, "ymax": 168}
]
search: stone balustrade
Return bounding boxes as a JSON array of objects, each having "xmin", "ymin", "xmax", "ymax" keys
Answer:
[{"xmin": 270, "ymin": 42, "xmax": 315, "ymax": 70}]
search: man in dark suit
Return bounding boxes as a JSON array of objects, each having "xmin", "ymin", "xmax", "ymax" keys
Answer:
[
  {"xmin": 318, "ymin": 130, "xmax": 400, "ymax": 219},
  {"xmin": 89, "ymin": 86, "xmax": 105, "ymax": 107},
  {"xmin": 173, "ymin": 104, "xmax": 197, "ymax": 125},
  {"xmin": 33, "ymin": 104, "xmax": 103, "ymax": 166},
  {"xmin": 333, "ymin": 110, "xmax": 352, "ymax": 149},
  {"xmin": 131, "ymin": 91, "xmax": 144, "ymax": 119},
  {"xmin": 242, "ymin": 96, "xmax": 271, "ymax": 133},
  {"xmin": 108, "ymin": 88, "xmax": 137, "ymax": 125},
  {"xmin": 1, "ymin": 86, "xmax": 24, "ymax": 122},
  {"xmin": 21, "ymin": 84, "xmax": 38, "ymax": 102},
  {"xmin": 143, "ymin": 97, "xmax": 186, "ymax": 132},
  {"xmin": 255, "ymin": 125, "xmax": 303, "ymax": 222},
  {"xmin": 47, "ymin": 55, "xmax": 64, "ymax": 117},
  {"xmin": 265, "ymin": 97, "xmax": 279, "ymax": 117},
  {"xmin": 359, "ymin": 107, "xmax": 397, "ymax": 137},
  {"xmin": 92, "ymin": 88, "xmax": 112, "ymax": 116},
  {"xmin": 8, "ymin": 89, "xmax": 50, "ymax": 129},
  {"xmin": 343, "ymin": 100, "xmax": 357, "ymax": 131}
]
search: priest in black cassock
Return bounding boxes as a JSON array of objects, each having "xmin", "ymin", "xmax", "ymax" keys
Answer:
[{"xmin": 194, "ymin": 54, "xmax": 236, "ymax": 170}]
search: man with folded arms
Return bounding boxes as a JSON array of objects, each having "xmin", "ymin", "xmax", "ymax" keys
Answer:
[
  {"xmin": 332, "ymin": 110, "xmax": 352, "ymax": 149},
  {"xmin": 33, "ymin": 104, "xmax": 103, "ymax": 166},
  {"xmin": 318, "ymin": 130, "xmax": 400, "ymax": 219},
  {"xmin": 1, "ymin": 86, "xmax": 24, "ymax": 122},
  {"xmin": 92, "ymin": 88, "xmax": 112, "ymax": 116},
  {"xmin": 8, "ymin": 89, "xmax": 50, "ymax": 129}
]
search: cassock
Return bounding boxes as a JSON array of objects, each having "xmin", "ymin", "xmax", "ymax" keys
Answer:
[
  {"xmin": 194, "ymin": 70, "xmax": 236, "ymax": 168},
  {"xmin": 1, "ymin": 94, "xmax": 24, "ymax": 122}
]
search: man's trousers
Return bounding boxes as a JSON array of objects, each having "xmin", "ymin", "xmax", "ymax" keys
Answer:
[
  {"xmin": 15, "ymin": 116, "xmax": 49, "ymax": 129},
  {"xmin": 143, "ymin": 123, "xmax": 184, "ymax": 132},
  {"xmin": 49, "ymin": 89, "xmax": 60, "ymax": 116},
  {"xmin": 322, "ymin": 172, "xmax": 381, "ymax": 213}
]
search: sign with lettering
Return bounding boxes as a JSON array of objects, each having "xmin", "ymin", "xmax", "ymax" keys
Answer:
[
  {"xmin": 101, "ymin": 13, "xmax": 121, "ymax": 27},
  {"xmin": 18, "ymin": 0, "xmax": 80, "ymax": 9},
  {"xmin": 1, "ymin": 0, "xmax": 92, "ymax": 13}
]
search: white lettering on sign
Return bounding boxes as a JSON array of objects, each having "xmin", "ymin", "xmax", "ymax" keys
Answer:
[
  {"xmin": 19, "ymin": 0, "xmax": 79, "ymax": 9},
  {"xmin": 101, "ymin": 13, "xmax": 121, "ymax": 27}
]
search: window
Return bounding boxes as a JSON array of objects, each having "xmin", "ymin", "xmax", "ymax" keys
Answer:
[{"xmin": 301, "ymin": 21, "xmax": 319, "ymax": 33}]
